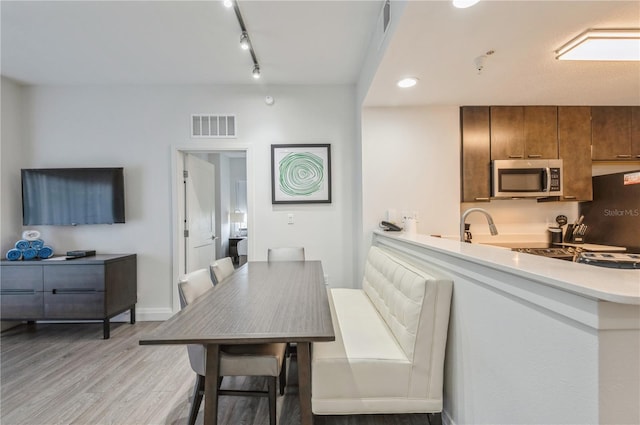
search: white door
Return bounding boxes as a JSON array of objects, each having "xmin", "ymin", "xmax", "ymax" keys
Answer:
[{"xmin": 184, "ymin": 153, "xmax": 216, "ymax": 273}]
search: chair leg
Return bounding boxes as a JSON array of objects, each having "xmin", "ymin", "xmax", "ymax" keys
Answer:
[
  {"xmin": 188, "ymin": 374, "xmax": 205, "ymax": 425},
  {"xmin": 268, "ymin": 376, "xmax": 277, "ymax": 425},
  {"xmin": 427, "ymin": 412, "xmax": 442, "ymax": 425},
  {"xmin": 279, "ymin": 356, "xmax": 287, "ymax": 396}
]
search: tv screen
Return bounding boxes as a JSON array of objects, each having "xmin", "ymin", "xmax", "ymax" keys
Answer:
[{"xmin": 22, "ymin": 168, "xmax": 125, "ymax": 225}]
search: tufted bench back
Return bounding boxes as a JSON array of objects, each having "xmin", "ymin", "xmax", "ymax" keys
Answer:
[{"xmin": 362, "ymin": 246, "xmax": 451, "ymax": 363}]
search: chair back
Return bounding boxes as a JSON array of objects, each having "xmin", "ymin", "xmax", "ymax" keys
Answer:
[
  {"xmin": 210, "ymin": 257, "xmax": 235, "ymax": 284},
  {"xmin": 267, "ymin": 247, "xmax": 305, "ymax": 262},
  {"xmin": 178, "ymin": 268, "xmax": 213, "ymax": 308}
]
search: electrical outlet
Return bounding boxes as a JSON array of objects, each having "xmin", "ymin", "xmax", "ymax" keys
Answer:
[{"xmin": 287, "ymin": 213, "xmax": 294, "ymax": 224}]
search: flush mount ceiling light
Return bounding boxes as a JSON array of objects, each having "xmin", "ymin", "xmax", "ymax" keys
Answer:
[
  {"xmin": 556, "ymin": 29, "xmax": 640, "ymax": 61},
  {"xmin": 452, "ymin": 0, "xmax": 480, "ymax": 9},
  {"xmin": 397, "ymin": 77, "xmax": 418, "ymax": 88}
]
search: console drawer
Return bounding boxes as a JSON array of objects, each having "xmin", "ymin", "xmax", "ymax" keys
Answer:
[
  {"xmin": 44, "ymin": 265, "xmax": 104, "ymax": 291},
  {"xmin": 44, "ymin": 291, "xmax": 105, "ymax": 318},
  {"xmin": 0, "ymin": 265, "xmax": 43, "ymax": 291},
  {"xmin": 0, "ymin": 292, "xmax": 43, "ymax": 318}
]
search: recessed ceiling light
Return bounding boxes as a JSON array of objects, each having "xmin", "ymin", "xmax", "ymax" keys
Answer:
[
  {"xmin": 452, "ymin": 0, "xmax": 480, "ymax": 9},
  {"xmin": 397, "ymin": 77, "xmax": 418, "ymax": 88},
  {"xmin": 556, "ymin": 29, "xmax": 640, "ymax": 61}
]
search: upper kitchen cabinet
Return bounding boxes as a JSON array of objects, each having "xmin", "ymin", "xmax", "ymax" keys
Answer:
[
  {"xmin": 591, "ymin": 106, "xmax": 640, "ymax": 160},
  {"xmin": 490, "ymin": 106, "xmax": 558, "ymax": 160},
  {"xmin": 461, "ymin": 106, "xmax": 491, "ymax": 202},
  {"xmin": 558, "ymin": 107, "xmax": 592, "ymax": 201}
]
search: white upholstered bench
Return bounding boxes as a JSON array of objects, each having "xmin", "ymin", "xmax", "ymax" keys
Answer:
[{"xmin": 311, "ymin": 246, "xmax": 453, "ymax": 417}]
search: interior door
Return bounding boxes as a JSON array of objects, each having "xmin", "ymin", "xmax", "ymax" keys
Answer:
[{"xmin": 184, "ymin": 153, "xmax": 216, "ymax": 273}]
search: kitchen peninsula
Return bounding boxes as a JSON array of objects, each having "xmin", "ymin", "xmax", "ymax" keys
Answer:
[{"xmin": 372, "ymin": 230, "xmax": 639, "ymax": 425}]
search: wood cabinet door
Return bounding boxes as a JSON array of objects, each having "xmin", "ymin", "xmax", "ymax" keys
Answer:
[
  {"xmin": 461, "ymin": 106, "xmax": 491, "ymax": 202},
  {"xmin": 524, "ymin": 106, "xmax": 558, "ymax": 159},
  {"xmin": 558, "ymin": 107, "xmax": 592, "ymax": 201},
  {"xmin": 490, "ymin": 106, "xmax": 524, "ymax": 160},
  {"xmin": 591, "ymin": 106, "xmax": 632, "ymax": 160},
  {"xmin": 631, "ymin": 106, "xmax": 640, "ymax": 159}
]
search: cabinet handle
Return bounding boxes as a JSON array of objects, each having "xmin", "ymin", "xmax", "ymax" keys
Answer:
[
  {"xmin": 52, "ymin": 288, "xmax": 97, "ymax": 294},
  {"xmin": 563, "ymin": 195, "xmax": 577, "ymax": 200},
  {"xmin": 508, "ymin": 155, "xmax": 524, "ymax": 159},
  {"xmin": 616, "ymin": 154, "xmax": 632, "ymax": 158},
  {"xmin": 1, "ymin": 289, "xmax": 36, "ymax": 295},
  {"xmin": 527, "ymin": 154, "xmax": 542, "ymax": 158},
  {"xmin": 474, "ymin": 197, "xmax": 490, "ymax": 201}
]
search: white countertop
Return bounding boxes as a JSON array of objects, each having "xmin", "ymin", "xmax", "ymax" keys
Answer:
[{"xmin": 374, "ymin": 230, "xmax": 640, "ymax": 305}]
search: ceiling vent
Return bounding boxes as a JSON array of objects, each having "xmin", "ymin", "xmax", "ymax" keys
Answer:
[{"xmin": 191, "ymin": 114, "xmax": 236, "ymax": 138}]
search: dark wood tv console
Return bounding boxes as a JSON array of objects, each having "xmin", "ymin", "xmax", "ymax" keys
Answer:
[{"xmin": 0, "ymin": 254, "xmax": 136, "ymax": 339}]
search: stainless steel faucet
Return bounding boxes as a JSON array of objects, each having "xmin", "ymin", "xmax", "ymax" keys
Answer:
[{"xmin": 460, "ymin": 208, "xmax": 498, "ymax": 242}]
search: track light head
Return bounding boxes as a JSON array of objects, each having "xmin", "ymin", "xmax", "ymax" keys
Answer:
[
  {"xmin": 240, "ymin": 32, "xmax": 250, "ymax": 50},
  {"xmin": 223, "ymin": 0, "xmax": 233, "ymax": 8},
  {"xmin": 252, "ymin": 65, "xmax": 261, "ymax": 79}
]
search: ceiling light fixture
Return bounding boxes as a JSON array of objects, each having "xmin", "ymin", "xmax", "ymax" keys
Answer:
[
  {"xmin": 452, "ymin": 0, "xmax": 480, "ymax": 9},
  {"xmin": 556, "ymin": 29, "xmax": 640, "ymax": 61},
  {"xmin": 230, "ymin": 1, "xmax": 261, "ymax": 80},
  {"xmin": 239, "ymin": 31, "xmax": 250, "ymax": 50},
  {"xmin": 397, "ymin": 77, "xmax": 418, "ymax": 88},
  {"xmin": 223, "ymin": 0, "xmax": 233, "ymax": 8}
]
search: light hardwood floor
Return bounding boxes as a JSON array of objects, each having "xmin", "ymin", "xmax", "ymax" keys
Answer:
[{"xmin": 1, "ymin": 322, "xmax": 432, "ymax": 425}]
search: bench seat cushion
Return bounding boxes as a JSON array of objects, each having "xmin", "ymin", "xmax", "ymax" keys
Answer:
[
  {"xmin": 312, "ymin": 246, "xmax": 453, "ymax": 415},
  {"xmin": 312, "ymin": 288, "xmax": 433, "ymax": 414}
]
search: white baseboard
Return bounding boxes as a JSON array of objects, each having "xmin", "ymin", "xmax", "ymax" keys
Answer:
[{"xmin": 133, "ymin": 307, "xmax": 174, "ymax": 321}]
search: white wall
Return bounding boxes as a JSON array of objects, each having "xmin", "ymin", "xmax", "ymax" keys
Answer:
[
  {"xmin": 1, "ymin": 77, "xmax": 26, "ymax": 331},
  {"xmin": 362, "ymin": 106, "xmax": 461, "ymax": 244},
  {"xmin": 2, "ymin": 84, "xmax": 357, "ymax": 318}
]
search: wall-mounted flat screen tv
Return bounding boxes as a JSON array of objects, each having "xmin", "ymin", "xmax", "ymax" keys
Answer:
[{"xmin": 22, "ymin": 168, "xmax": 125, "ymax": 225}]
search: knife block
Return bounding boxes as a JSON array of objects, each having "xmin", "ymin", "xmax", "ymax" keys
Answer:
[{"xmin": 564, "ymin": 224, "xmax": 584, "ymax": 244}]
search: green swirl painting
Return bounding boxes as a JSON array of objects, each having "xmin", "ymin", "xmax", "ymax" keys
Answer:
[{"xmin": 271, "ymin": 144, "xmax": 331, "ymax": 204}]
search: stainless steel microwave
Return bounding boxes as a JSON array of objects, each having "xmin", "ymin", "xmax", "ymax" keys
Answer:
[{"xmin": 492, "ymin": 159, "xmax": 563, "ymax": 198}]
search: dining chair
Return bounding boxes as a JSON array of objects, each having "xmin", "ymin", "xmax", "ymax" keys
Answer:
[
  {"xmin": 267, "ymin": 247, "xmax": 305, "ymax": 262},
  {"xmin": 178, "ymin": 268, "xmax": 287, "ymax": 425},
  {"xmin": 267, "ymin": 246, "xmax": 305, "ymax": 358},
  {"xmin": 210, "ymin": 256, "xmax": 235, "ymax": 285}
]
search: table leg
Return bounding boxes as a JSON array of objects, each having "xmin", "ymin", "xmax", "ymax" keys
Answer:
[
  {"xmin": 297, "ymin": 342, "xmax": 314, "ymax": 425},
  {"xmin": 204, "ymin": 344, "xmax": 220, "ymax": 425}
]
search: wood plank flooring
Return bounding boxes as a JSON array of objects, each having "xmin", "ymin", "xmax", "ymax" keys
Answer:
[{"xmin": 1, "ymin": 322, "xmax": 432, "ymax": 425}]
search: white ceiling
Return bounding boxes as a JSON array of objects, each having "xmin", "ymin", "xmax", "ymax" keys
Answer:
[{"xmin": 2, "ymin": 0, "xmax": 639, "ymax": 107}]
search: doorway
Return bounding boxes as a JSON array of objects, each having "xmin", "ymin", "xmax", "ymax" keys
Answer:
[{"xmin": 171, "ymin": 142, "xmax": 252, "ymax": 313}]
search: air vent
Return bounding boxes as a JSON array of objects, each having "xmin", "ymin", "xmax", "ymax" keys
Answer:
[{"xmin": 191, "ymin": 114, "xmax": 236, "ymax": 138}]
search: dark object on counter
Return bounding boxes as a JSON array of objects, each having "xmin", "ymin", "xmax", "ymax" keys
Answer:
[
  {"xmin": 380, "ymin": 221, "xmax": 402, "ymax": 232},
  {"xmin": 577, "ymin": 252, "xmax": 640, "ymax": 269},
  {"xmin": 548, "ymin": 227, "xmax": 563, "ymax": 244},
  {"xmin": 579, "ymin": 170, "xmax": 640, "ymax": 252},
  {"xmin": 66, "ymin": 250, "xmax": 96, "ymax": 259}
]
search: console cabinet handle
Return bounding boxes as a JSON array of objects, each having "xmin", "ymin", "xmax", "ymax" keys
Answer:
[
  {"xmin": 616, "ymin": 154, "xmax": 632, "ymax": 158},
  {"xmin": 52, "ymin": 288, "xmax": 97, "ymax": 294}
]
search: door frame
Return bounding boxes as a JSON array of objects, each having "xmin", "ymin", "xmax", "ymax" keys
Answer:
[{"xmin": 170, "ymin": 141, "xmax": 253, "ymax": 314}]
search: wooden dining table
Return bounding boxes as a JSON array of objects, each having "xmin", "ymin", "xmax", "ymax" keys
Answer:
[{"xmin": 139, "ymin": 260, "xmax": 335, "ymax": 425}]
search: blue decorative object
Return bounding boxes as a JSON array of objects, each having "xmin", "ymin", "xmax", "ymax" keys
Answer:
[
  {"xmin": 15, "ymin": 239, "xmax": 30, "ymax": 250},
  {"xmin": 31, "ymin": 239, "xmax": 45, "ymax": 250},
  {"xmin": 38, "ymin": 246, "xmax": 54, "ymax": 259},
  {"xmin": 22, "ymin": 248, "xmax": 38, "ymax": 260},
  {"xmin": 6, "ymin": 248, "xmax": 22, "ymax": 261}
]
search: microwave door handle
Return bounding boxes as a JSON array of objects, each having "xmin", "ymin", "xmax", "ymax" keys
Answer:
[{"xmin": 544, "ymin": 167, "xmax": 551, "ymax": 193}]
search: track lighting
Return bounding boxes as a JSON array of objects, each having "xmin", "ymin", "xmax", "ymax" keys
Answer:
[
  {"xmin": 252, "ymin": 65, "xmax": 260, "ymax": 79},
  {"xmin": 223, "ymin": 0, "xmax": 233, "ymax": 8},
  {"xmin": 240, "ymin": 31, "xmax": 250, "ymax": 50}
]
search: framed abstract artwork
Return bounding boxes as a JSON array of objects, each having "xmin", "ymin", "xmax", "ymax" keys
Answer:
[{"xmin": 271, "ymin": 144, "xmax": 332, "ymax": 204}]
